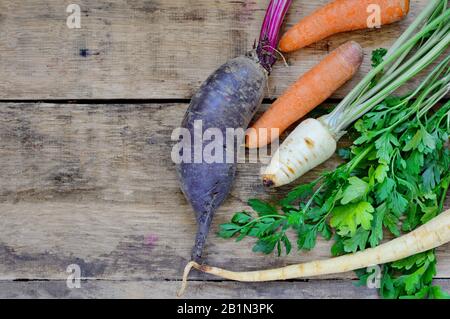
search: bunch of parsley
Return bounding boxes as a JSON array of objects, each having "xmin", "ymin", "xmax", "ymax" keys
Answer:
[{"xmin": 218, "ymin": 53, "xmax": 450, "ymax": 299}]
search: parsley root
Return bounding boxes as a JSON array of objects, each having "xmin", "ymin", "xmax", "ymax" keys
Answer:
[
  {"xmin": 178, "ymin": 209, "xmax": 450, "ymax": 296},
  {"xmin": 262, "ymin": 118, "xmax": 337, "ymax": 187},
  {"xmin": 279, "ymin": 0, "xmax": 410, "ymax": 53}
]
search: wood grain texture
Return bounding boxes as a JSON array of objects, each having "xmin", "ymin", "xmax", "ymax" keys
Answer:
[
  {"xmin": 0, "ymin": 103, "xmax": 449, "ymax": 287},
  {"xmin": 1, "ymin": 0, "xmax": 448, "ymax": 300},
  {"xmin": 0, "ymin": 0, "xmax": 433, "ymax": 99},
  {"xmin": 2, "ymin": 279, "xmax": 450, "ymax": 299}
]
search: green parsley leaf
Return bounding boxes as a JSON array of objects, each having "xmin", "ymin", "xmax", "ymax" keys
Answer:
[
  {"xmin": 253, "ymin": 236, "xmax": 278, "ymax": 255},
  {"xmin": 297, "ymin": 224, "xmax": 318, "ymax": 251},
  {"xmin": 380, "ymin": 271, "xmax": 397, "ymax": 299},
  {"xmin": 331, "ymin": 236, "xmax": 346, "ymax": 257},
  {"xmin": 330, "ymin": 202, "xmax": 374, "ymax": 237},
  {"xmin": 282, "ymin": 234, "xmax": 292, "ymax": 255},
  {"xmin": 287, "ymin": 211, "xmax": 303, "ymax": 227},
  {"xmin": 406, "ymin": 151, "xmax": 424, "ymax": 175},
  {"xmin": 403, "ymin": 129, "xmax": 423, "ymax": 152},
  {"xmin": 422, "ymin": 164, "xmax": 440, "ymax": 192},
  {"xmin": 231, "ymin": 212, "xmax": 252, "ymax": 225},
  {"xmin": 280, "ymin": 183, "xmax": 314, "ymax": 206},
  {"xmin": 376, "ymin": 177, "xmax": 396, "ymax": 203},
  {"xmin": 248, "ymin": 199, "xmax": 278, "ymax": 216},
  {"xmin": 369, "ymin": 203, "xmax": 387, "ymax": 247},
  {"xmin": 383, "ymin": 212, "xmax": 401, "ymax": 237},
  {"xmin": 371, "ymin": 48, "xmax": 388, "ymax": 68},
  {"xmin": 429, "ymin": 286, "xmax": 450, "ymax": 299},
  {"xmin": 374, "ymin": 164, "xmax": 389, "ymax": 183},
  {"xmin": 391, "ymin": 252, "xmax": 428, "ymax": 270},
  {"xmin": 318, "ymin": 221, "xmax": 333, "ymax": 240},
  {"xmin": 375, "ymin": 133, "xmax": 399, "ymax": 164},
  {"xmin": 343, "ymin": 228, "xmax": 369, "ymax": 253},
  {"xmin": 341, "ymin": 177, "xmax": 370, "ymax": 204},
  {"xmin": 388, "ymin": 190, "xmax": 409, "ymax": 216},
  {"xmin": 218, "ymin": 223, "xmax": 241, "ymax": 239}
]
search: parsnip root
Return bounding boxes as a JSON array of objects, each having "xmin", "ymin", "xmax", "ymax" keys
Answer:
[
  {"xmin": 178, "ymin": 209, "xmax": 450, "ymax": 296},
  {"xmin": 262, "ymin": 118, "xmax": 337, "ymax": 188}
]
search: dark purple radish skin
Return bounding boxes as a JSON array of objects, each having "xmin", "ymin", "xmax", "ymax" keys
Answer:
[
  {"xmin": 176, "ymin": 0, "xmax": 292, "ymax": 262},
  {"xmin": 178, "ymin": 56, "xmax": 266, "ymax": 261}
]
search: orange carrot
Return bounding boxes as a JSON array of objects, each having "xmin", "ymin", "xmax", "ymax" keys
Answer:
[
  {"xmin": 279, "ymin": 0, "xmax": 410, "ymax": 53},
  {"xmin": 247, "ymin": 41, "xmax": 363, "ymax": 149}
]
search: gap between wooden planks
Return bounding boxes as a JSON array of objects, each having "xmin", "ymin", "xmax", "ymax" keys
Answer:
[
  {"xmin": 0, "ymin": 0, "xmax": 432, "ymax": 99},
  {"xmin": 0, "ymin": 103, "xmax": 448, "ymax": 286}
]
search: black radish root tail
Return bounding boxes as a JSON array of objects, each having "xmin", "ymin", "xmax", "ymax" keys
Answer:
[{"xmin": 191, "ymin": 213, "xmax": 214, "ymax": 262}]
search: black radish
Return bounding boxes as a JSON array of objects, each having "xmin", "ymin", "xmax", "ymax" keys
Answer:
[{"xmin": 176, "ymin": 0, "xmax": 292, "ymax": 261}]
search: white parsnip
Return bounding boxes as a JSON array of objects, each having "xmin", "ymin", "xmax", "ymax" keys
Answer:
[
  {"xmin": 178, "ymin": 209, "xmax": 450, "ymax": 296},
  {"xmin": 262, "ymin": 119, "xmax": 336, "ymax": 187}
]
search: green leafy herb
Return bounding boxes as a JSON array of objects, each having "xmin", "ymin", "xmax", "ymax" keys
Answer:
[
  {"xmin": 218, "ymin": 44, "xmax": 450, "ymax": 298},
  {"xmin": 371, "ymin": 48, "xmax": 388, "ymax": 68}
]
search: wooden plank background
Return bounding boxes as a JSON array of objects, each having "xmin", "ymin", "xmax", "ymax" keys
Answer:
[
  {"xmin": 0, "ymin": 0, "xmax": 435, "ymax": 99},
  {"xmin": 0, "ymin": 0, "xmax": 449, "ymax": 299}
]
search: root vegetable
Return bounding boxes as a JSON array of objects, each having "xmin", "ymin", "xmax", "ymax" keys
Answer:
[
  {"xmin": 261, "ymin": 118, "xmax": 337, "ymax": 187},
  {"xmin": 178, "ymin": 209, "xmax": 450, "ymax": 296},
  {"xmin": 178, "ymin": 57, "xmax": 267, "ymax": 261},
  {"xmin": 247, "ymin": 41, "xmax": 363, "ymax": 149},
  {"xmin": 176, "ymin": 0, "xmax": 292, "ymax": 262},
  {"xmin": 279, "ymin": 0, "xmax": 410, "ymax": 53}
]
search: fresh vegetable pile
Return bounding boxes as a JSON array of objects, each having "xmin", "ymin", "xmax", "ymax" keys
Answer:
[
  {"xmin": 225, "ymin": 53, "xmax": 450, "ymax": 256},
  {"xmin": 216, "ymin": 56, "xmax": 450, "ymax": 298},
  {"xmin": 261, "ymin": 0, "xmax": 450, "ymax": 187},
  {"xmin": 178, "ymin": 0, "xmax": 450, "ymax": 299},
  {"xmin": 179, "ymin": 57, "xmax": 450, "ymax": 298}
]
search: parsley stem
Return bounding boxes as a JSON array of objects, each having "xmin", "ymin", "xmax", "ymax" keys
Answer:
[
  {"xmin": 338, "ymin": 34, "xmax": 450, "ymax": 132},
  {"xmin": 239, "ymin": 214, "xmax": 286, "ymax": 231},
  {"xmin": 360, "ymin": 65, "xmax": 450, "ymax": 142},
  {"xmin": 347, "ymin": 144, "xmax": 374, "ymax": 173},
  {"xmin": 364, "ymin": 23, "xmax": 450, "ymax": 104},
  {"xmin": 430, "ymin": 102, "xmax": 450, "ymax": 129},
  {"xmin": 390, "ymin": 150, "xmax": 399, "ymax": 182},
  {"xmin": 303, "ymin": 184, "xmax": 324, "ymax": 213},
  {"xmin": 321, "ymin": 5, "xmax": 450, "ymax": 136},
  {"xmin": 329, "ymin": 1, "xmax": 443, "ymax": 120}
]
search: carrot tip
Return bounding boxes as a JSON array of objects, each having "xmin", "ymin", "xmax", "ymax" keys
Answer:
[{"xmin": 340, "ymin": 41, "xmax": 364, "ymax": 70}]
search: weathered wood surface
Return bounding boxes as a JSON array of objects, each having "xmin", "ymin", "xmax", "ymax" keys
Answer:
[
  {"xmin": 0, "ymin": 0, "xmax": 432, "ymax": 99},
  {"xmin": 2, "ymin": 279, "xmax": 450, "ymax": 299},
  {"xmin": 1, "ymin": 0, "xmax": 449, "ymax": 299},
  {"xmin": 0, "ymin": 103, "xmax": 449, "ymax": 289}
]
